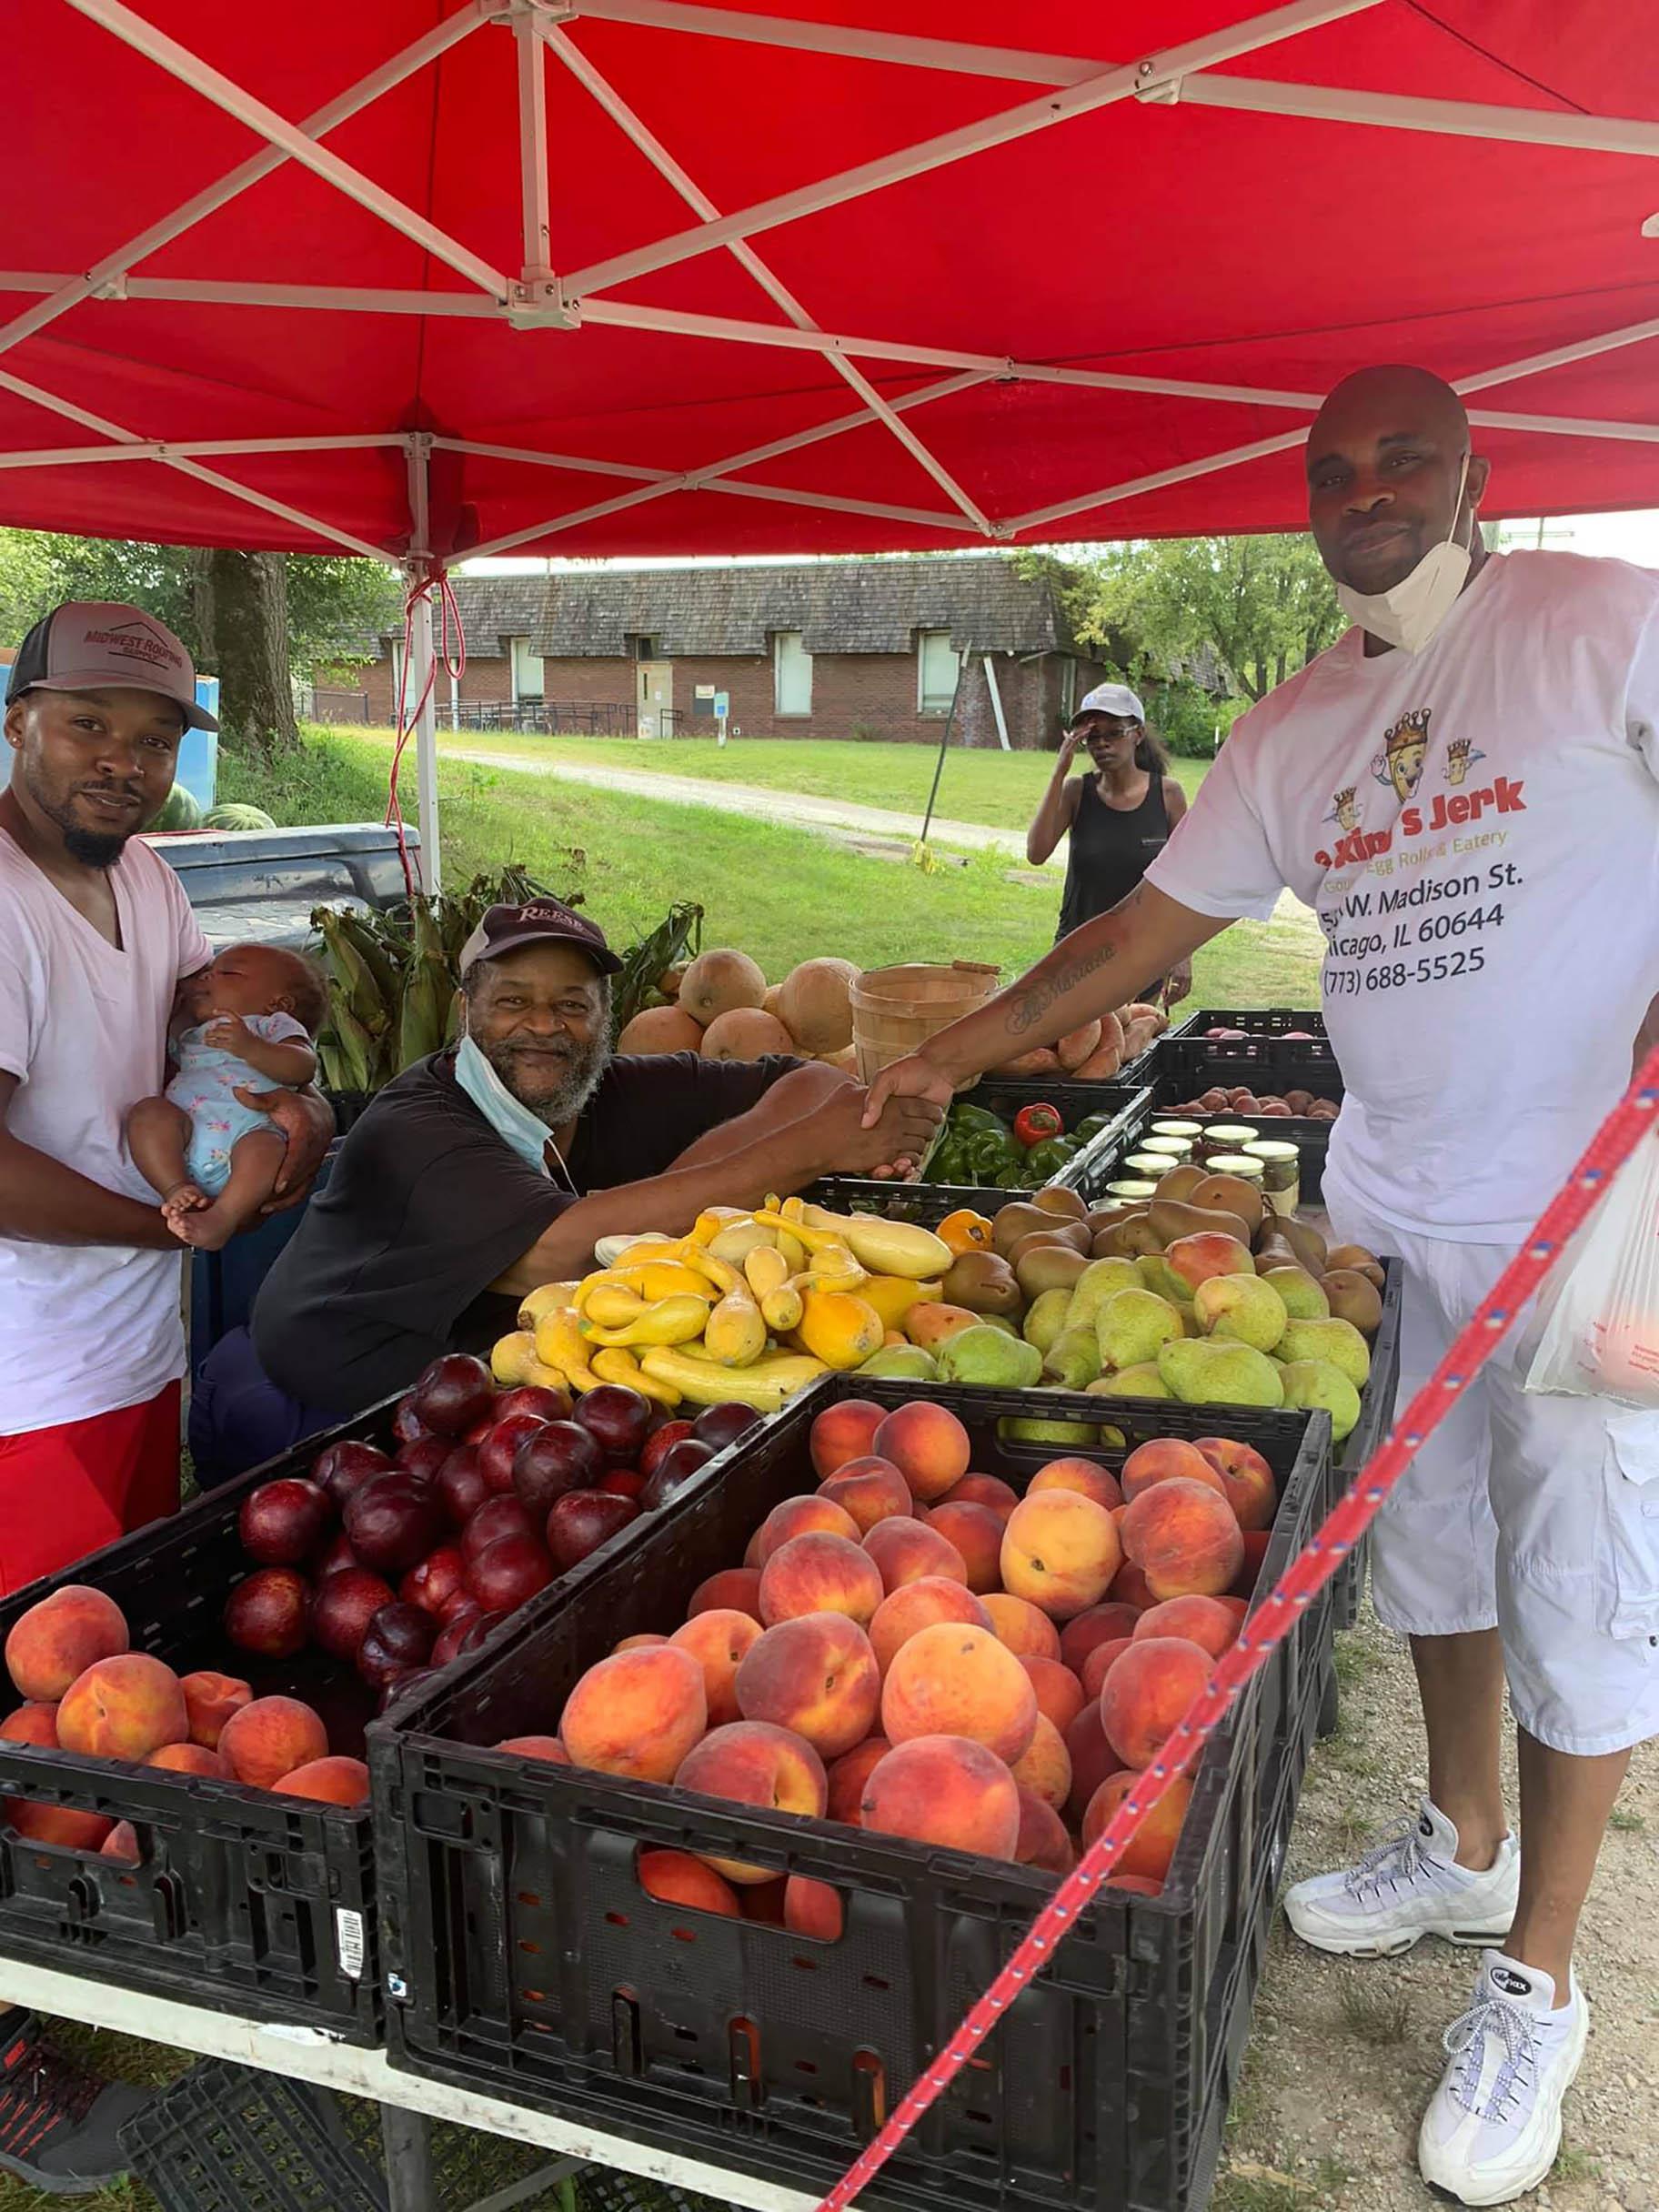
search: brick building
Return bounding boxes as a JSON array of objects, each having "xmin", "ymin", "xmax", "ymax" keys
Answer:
[{"xmin": 317, "ymin": 554, "xmax": 1111, "ymax": 749}]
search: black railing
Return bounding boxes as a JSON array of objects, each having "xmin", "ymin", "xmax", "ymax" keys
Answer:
[{"xmin": 453, "ymin": 700, "xmax": 686, "ymax": 737}]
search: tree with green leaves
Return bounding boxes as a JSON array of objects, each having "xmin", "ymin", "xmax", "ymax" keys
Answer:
[
  {"xmin": 1074, "ymin": 533, "xmax": 1345, "ymax": 702},
  {"xmin": 0, "ymin": 531, "xmax": 401, "ymax": 758}
]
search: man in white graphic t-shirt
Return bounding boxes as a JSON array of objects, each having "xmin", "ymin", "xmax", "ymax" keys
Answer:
[{"xmin": 867, "ymin": 367, "xmax": 1659, "ymax": 2208}]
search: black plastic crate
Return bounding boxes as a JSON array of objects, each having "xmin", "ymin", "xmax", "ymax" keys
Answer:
[
  {"xmin": 1325, "ymin": 1255, "xmax": 1404, "ymax": 1630},
  {"xmin": 1161, "ymin": 1010, "xmax": 1328, "ymax": 1047},
  {"xmin": 374, "ymin": 1376, "xmax": 1333, "ymax": 2212},
  {"xmin": 0, "ymin": 1405, "xmax": 404, "ymax": 2044}
]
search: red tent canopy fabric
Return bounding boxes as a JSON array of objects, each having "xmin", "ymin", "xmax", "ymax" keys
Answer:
[{"xmin": 3, "ymin": 0, "xmax": 1658, "ymax": 568}]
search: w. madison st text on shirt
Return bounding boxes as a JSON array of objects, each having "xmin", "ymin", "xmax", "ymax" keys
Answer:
[{"xmin": 1146, "ymin": 551, "xmax": 1659, "ymax": 1242}]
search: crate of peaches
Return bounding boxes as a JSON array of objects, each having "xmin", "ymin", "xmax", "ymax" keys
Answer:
[{"xmin": 373, "ymin": 1378, "xmax": 1333, "ymax": 2212}]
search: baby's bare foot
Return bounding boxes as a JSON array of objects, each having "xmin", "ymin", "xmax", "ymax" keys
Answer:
[
  {"xmin": 174, "ymin": 1201, "xmax": 236, "ymax": 1252},
  {"xmin": 160, "ymin": 1182, "xmax": 208, "ymax": 1234}
]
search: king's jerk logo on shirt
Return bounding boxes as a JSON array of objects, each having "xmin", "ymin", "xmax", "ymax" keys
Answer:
[{"xmin": 1315, "ymin": 708, "xmax": 1519, "ymax": 870}]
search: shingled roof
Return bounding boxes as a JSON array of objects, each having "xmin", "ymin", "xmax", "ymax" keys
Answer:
[{"xmin": 387, "ymin": 555, "xmax": 1086, "ymax": 660}]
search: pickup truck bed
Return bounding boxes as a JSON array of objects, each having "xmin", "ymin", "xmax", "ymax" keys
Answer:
[{"xmin": 146, "ymin": 822, "xmax": 419, "ymax": 950}]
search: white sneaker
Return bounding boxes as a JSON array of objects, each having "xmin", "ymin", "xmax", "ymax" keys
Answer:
[
  {"xmin": 1284, "ymin": 1801, "xmax": 1519, "ymax": 1957},
  {"xmin": 1418, "ymin": 1951, "xmax": 1590, "ymax": 2206}
]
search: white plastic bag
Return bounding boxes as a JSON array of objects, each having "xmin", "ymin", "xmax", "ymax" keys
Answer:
[{"xmin": 1524, "ymin": 1126, "xmax": 1659, "ymax": 1406}]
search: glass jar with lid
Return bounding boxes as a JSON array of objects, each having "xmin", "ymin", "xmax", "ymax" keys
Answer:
[{"xmin": 1242, "ymin": 1139, "xmax": 1300, "ymax": 1215}]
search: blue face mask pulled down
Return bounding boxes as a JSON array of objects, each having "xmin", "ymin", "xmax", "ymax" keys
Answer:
[{"xmin": 453, "ymin": 1032, "xmax": 556, "ymax": 1176}]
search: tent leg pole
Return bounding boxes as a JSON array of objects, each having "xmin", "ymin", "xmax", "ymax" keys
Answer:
[
  {"xmin": 409, "ymin": 586, "xmax": 441, "ymax": 893},
  {"xmin": 982, "ymin": 652, "xmax": 1010, "ymax": 750}
]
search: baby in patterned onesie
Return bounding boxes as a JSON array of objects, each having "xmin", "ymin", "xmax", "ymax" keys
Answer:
[{"xmin": 126, "ymin": 942, "xmax": 326, "ymax": 1252}]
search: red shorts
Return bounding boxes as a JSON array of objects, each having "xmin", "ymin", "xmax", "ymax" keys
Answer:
[{"xmin": 0, "ymin": 1384, "xmax": 181, "ymax": 1597}]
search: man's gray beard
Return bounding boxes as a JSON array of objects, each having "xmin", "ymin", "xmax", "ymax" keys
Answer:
[{"xmin": 487, "ymin": 1033, "xmax": 611, "ymax": 1128}]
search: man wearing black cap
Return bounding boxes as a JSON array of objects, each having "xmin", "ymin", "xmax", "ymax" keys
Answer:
[{"xmin": 192, "ymin": 896, "xmax": 940, "ymax": 1470}]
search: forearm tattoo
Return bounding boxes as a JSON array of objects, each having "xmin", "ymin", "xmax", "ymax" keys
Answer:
[{"xmin": 1005, "ymin": 937, "xmax": 1118, "ymax": 1036}]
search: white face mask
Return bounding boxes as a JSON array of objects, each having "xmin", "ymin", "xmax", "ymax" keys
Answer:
[{"xmin": 1334, "ymin": 457, "xmax": 1473, "ymax": 655}]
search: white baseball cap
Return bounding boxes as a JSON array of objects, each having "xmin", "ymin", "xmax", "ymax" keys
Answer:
[
  {"xmin": 5, "ymin": 599, "xmax": 217, "ymax": 730},
  {"xmin": 1073, "ymin": 682, "xmax": 1144, "ymax": 724}
]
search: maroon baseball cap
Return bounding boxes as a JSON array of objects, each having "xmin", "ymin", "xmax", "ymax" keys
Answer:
[
  {"xmin": 5, "ymin": 600, "xmax": 217, "ymax": 730},
  {"xmin": 459, "ymin": 897, "xmax": 622, "ymax": 978}
]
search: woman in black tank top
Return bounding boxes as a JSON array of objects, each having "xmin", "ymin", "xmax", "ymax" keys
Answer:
[{"xmin": 1027, "ymin": 688, "xmax": 1191, "ymax": 1001}]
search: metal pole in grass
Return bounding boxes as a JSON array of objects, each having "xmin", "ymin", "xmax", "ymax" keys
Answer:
[{"xmin": 913, "ymin": 636, "xmax": 972, "ymax": 873}]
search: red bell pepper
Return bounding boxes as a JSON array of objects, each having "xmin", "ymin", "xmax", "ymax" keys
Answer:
[{"xmin": 1012, "ymin": 1102, "xmax": 1063, "ymax": 1148}]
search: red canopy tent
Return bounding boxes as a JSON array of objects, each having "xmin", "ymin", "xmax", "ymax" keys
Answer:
[{"xmin": 5, "ymin": 0, "xmax": 1658, "ymax": 875}]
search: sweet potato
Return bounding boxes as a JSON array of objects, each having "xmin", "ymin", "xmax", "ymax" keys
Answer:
[
  {"xmin": 1073, "ymin": 1042, "xmax": 1123, "ymax": 1080},
  {"xmin": 1056, "ymin": 1021, "xmax": 1101, "ymax": 1072},
  {"xmin": 992, "ymin": 1048, "xmax": 1063, "ymax": 1077}
]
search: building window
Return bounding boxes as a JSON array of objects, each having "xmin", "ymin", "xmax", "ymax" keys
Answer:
[
  {"xmin": 631, "ymin": 635, "xmax": 658, "ymax": 662},
  {"xmin": 918, "ymin": 628, "xmax": 960, "ymax": 714},
  {"xmin": 1060, "ymin": 657, "xmax": 1079, "ymax": 726},
  {"xmin": 511, "ymin": 637, "xmax": 543, "ymax": 701},
  {"xmin": 774, "ymin": 630, "xmax": 812, "ymax": 716}
]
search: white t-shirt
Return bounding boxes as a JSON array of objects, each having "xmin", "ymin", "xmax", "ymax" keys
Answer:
[
  {"xmin": 0, "ymin": 830, "xmax": 211, "ymax": 1432},
  {"xmin": 1146, "ymin": 551, "xmax": 1659, "ymax": 1242}
]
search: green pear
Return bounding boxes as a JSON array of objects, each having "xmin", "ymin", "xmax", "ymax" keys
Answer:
[
  {"xmin": 1063, "ymin": 1257, "xmax": 1142, "ymax": 1335},
  {"xmin": 1261, "ymin": 1264, "xmax": 1330, "ymax": 1321},
  {"xmin": 1041, "ymin": 1326, "xmax": 1102, "ymax": 1392},
  {"xmin": 1191, "ymin": 1272, "xmax": 1289, "ymax": 1353},
  {"xmin": 1085, "ymin": 1362, "xmax": 1172, "ymax": 1400},
  {"xmin": 1136, "ymin": 1254, "xmax": 1195, "ymax": 1307},
  {"xmin": 937, "ymin": 1325, "xmax": 1043, "ymax": 1389},
  {"xmin": 1023, "ymin": 1287, "xmax": 1077, "ymax": 1355},
  {"xmin": 997, "ymin": 1414, "xmax": 1099, "ymax": 1449},
  {"xmin": 1157, "ymin": 1336, "xmax": 1285, "ymax": 1408},
  {"xmin": 1278, "ymin": 1358, "xmax": 1362, "ymax": 1442},
  {"xmin": 1278, "ymin": 1316, "xmax": 1371, "ymax": 1388},
  {"xmin": 856, "ymin": 1343, "xmax": 939, "ymax": 1382},
  {"xmin": 976, "ymin": 1312, "xmax": 1022, "ymax": 1341},
  {"xmin": 1096, "ymin": 1287, "xmax": 1184, "ymax": 1372}
]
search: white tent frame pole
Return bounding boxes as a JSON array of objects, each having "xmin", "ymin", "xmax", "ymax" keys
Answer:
[
  {"xmin": 406, "ymin": 435, "xmax": 441, "ymax": 893},
  {"xmin": 0, "ymin": 434, "xmax": 407, "ymax": 470},
  {"xmin": 515, "ymin": 5, "xmax": 556, "ymax": 286},
  {"xmin": 556, "ymin": 0, "xmax": 1382, "ymax": 297},
  {"xmin": 1172, "ymin": 74, "xmax": 1659, "ymax": 160},
  {"xmin": 565, "ymin": 0, "xmax": 1101, "ymax": 82},
  {"xmin": 0, "ymin": 5, "xmax": 498, "ymax": 366},
  {"xmin": 60, "ymin": 0, "xmax": 514, "ymax": 301},
  {"xmin": 538, "ymin": 19, "xmax": 999, "ymax": 535}
]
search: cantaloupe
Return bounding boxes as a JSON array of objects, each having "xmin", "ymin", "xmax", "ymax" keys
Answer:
[
  {"xmin": 679, "ymin": 949, "xmax": 768, "ymax": 1025},
  {"xmin": 778, "ymin": 957, "xmax": 858, "ymax": 1056},
  {"xmin": 617, "ymin": 1005, "xmax": 706, "ymax": 1056},
  {"xmin": 817, "ymin": 1044, "xmax": 858, "ymax": 1073},
  {"xmin": 700, "ymin": 1008, "xmax": 795, "ymax": 1061},
  {"xmin": 763, "ymin": 982, "xmax": 788, "ymax": 1021}
]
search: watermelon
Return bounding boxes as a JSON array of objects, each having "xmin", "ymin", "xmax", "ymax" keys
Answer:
[
  {"xmin": 203, "ymin": 802, "xmax": 276, "ymax": 832},
  {"xmin": 148, "ymin": 785, "xmax": 204, "ymax": 833}
]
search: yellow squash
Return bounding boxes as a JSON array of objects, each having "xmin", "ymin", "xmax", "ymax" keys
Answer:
[{"xmin": 639, "ymin": 1345, "xmax": 827, "ymax": 1413}]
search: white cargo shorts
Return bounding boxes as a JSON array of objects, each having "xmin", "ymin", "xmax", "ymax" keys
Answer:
[{"xmin": 1324, "ymin": 1174, "xmax": 1659, "ymax": 1757}]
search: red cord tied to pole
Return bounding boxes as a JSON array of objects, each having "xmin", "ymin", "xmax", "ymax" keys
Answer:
[
  {"xmin": 385, "ymin": 567, "xmax": 465, "ymax": 899},
  {"xmin": 812, "ymin": 1050, "xmax": 1659, "ymax": 2212}
]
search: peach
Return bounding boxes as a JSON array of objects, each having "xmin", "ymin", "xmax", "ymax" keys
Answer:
[
  {"xmin": 218, "ymin": 1696, "xmax": 328, "ymax": 1791},
  {"xmin": 1028, "ymin": 1458, "xmax": 1123, "ymax": 1512},
  {"xmin": 4, "ymin": 1586, "xmax": 128, "ymax": 1704},
  {"xmin": 1000, "ymin": 1493, "xmax": 1121, "ymax": 1621},
  {"xmin": 940, "ymin": 1473, "xmax": 1021, "ymax": 1523},
  {"xmin": 1229, "ymin": 1530, "xmax": 1272, "ymax": 1599},
  {"xmin": 100, "ymin": 1820, "xmax": 139, "ymax": 1862},
  {"xmin": 1120, "ymin": 1438, "xmax": 1227, "ymax": 1504},
  {"xmin": 0, "ymin": 1703, "xmax": 58, "ymax": 1748},
  {"xmin": 743, "ymin": 1528, "xmax": 765, "ymax": 1570},
  {"xmin": 1059, "ymin": 1604, "xmax": 1143, "ymax": 1675},
  {"xmin": 1081, "ymin": 1637, "xmax": 1136, "ymax": 1700},
  {"xmin": 274, "ymin": 1755, "xmax": 371, "ymax": 1805},
  {"xmin": 819, "ymin": 1457, "xmax": 914, "ymax": 1534},
  {"xmin": 784, "ymin": 1875, "xmax": 843, "ymax": 1941},
  {"xmin": 1082, "ymin": 1769, "xmax": 1193, "ymax": 1882},
  {"xmin": 638, "ymin": 1846, "xmax": 740, "ymax": 1918},
  {"xmin": 1163, "ymin": 1232, "xmax": 1254, "ymax": 1291},
  {"xmin": 809, "ymin": 1397, "xmax": 886, "ymax": 1479},
  {"xmin": 495, "ymin": 1735, "xmax": 569, "ymax": 1763},
  {"xmin": 675, "ymin": 1721, "xmax": 827, "ymax": 1883},
  {"xmin": 689, "ymin": 1567, "xmax": 763, "ymax": 1621},
  {"xmin": 146, "ymin": 1742, "xmax": 228, "ymax": 1778},
  {"xmin": 759, "ymin": 1533, "xmax": 884, "ymax": 1627},
  {"xmin": 923, "ymin": 1503, "xmax": 1003, "ymax": 1594},
  {"xmin": 980, "ymin": 1592, "xmax": 1061, "ymax": 1662},
  {"xmin": 1120, "ymin": 1480, "xmax": 1243, "ymax": 1601},
  {"xmin": 561, "ymin": 1645, "xmax": 707, "ymax": 1782},
  {"xmin": 671, "ymin": 1609, "xmax": 764, "ymax": 1726},
  {"xmin": 755, "ymin": 1493, "xmax": 860, "ymax": 1562},
  {"xmin": 859, "ymin": 1734, "xmax": 1021, "ymax": 1859},
  {"xmin": 881, "ymin": 1624, "xmax": 1038, "ymax": 1765},
  {"xmin": 179, "ymin": 1671, "xmax": 252, "ymax": 1751},
  {"xmin": 825, "ymin": 1735, "xmax": 890, "ymax": 1826},
  {"xmin": 861, "ymin": 1517, "xmax": 968, "ymax": 1595},
  {"xmin": 1015, "ymin": 1788, "xmax": 1075, "ymax": 1875},
  {"xmin": 1218, "ymin": 1596, "xmax": 1250, "ymax": 1626},
  {"xmin": 615, "ymin": 1634, "xmax": 669, "ymax": 1654},
  {"xmin": 735, "ymin": 1615, "xmax": 880, "ymax": 1758},
  {"xmin": 871, "ymin": 1403, "xmax": 970, "ymax": 1503},
  {"xmin": 1010, "ymin": 1713, "xmax": 1071, "ymax": 1810},
  {"xmin": 1098, "ymin": 1636, "xmax": 1212, "ymax": 1769},
  {"xmin": 1063, "ymin": 1704, "xmax": 1123, "ymax": 1823},
  {"xmin": 1110, "ymin": 1559, "xmax": 1156, "ymax": 1612},
  {"xmin": 7, "ymin": 1801, "xmax": 113, "ymax": 1850},
  {"xmin": 870, "ymin": 1578, "xmax": 991, "ymax": 1676},
  {"xmin": 55, "ymin": 1654, "xmax": 187, "ymax": 1763},
  {"xmin": 1018, "ymin": 1654, "xmax": 1086, "ymax": 1734},
  {"xmin": 1134, "ymin": 1594, "xmax": 1240, "ymax": 1659},
  {"xmin": 1194, "ymin": 1438, "xmax": 1277, "ymax": 1531}
]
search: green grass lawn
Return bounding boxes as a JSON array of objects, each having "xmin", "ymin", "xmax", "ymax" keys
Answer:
[
  {"xmin": 353, "ymin": 726, "xmax": 1211, "ymax": 839},
  {"xmin": 226, "ymin": 731, "xmax": 1321, "ymax": 1009}
]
